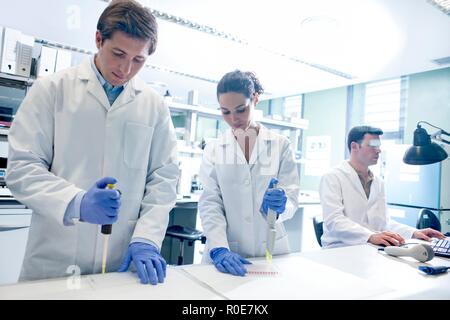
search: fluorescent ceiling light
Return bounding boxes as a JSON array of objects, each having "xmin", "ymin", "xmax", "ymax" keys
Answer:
[
  {"xmin": 428, "ymin": 0, "xmax": 450, "ymax": 15},
  {"xmin": 300, "ymin": 15, "xmax": 339, "ymax": 31},
  {"xmin": 147, "ymin": 81, "xmax": 167, "ymax": 88}
]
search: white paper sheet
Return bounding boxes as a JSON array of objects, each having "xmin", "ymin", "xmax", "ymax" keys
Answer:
[
  {"xmin": 0, "ymin": 268, "xmax": 223, "ymax": 300},
  {"xmin": 183, "ymin": 256, "xmax": 394, "ymax": 300}
]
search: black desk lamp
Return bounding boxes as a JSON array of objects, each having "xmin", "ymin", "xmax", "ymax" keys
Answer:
[{"xmin": 403, "ymin": 121, "xmax": 449, "ymax": 165}]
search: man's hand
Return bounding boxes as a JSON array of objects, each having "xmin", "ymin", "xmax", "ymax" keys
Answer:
[
  {"xmin": 413, "ymin": 228, "xmax": 445, "ymax": 241},
  {"xmin": 80, "ymin": 177, "xmax": 121, "ymax": 225},
  {"xmin": 368, "ymin": 231, "xmax": 405, "ymax": 246},
  {"xmin": 118, "ymin": 242, "xmax": 166, "ymax": 285}
]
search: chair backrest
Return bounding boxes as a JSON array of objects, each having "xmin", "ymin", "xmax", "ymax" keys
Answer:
[
  {"xmin": 416, "ymin": 208, "xmax": 441, "ymax": 231},
  {"xmin": 166, "ymin": 225, "xmax": 204, "ymax": 242},
  {"xmin": 312, "ymin": 216, "xmax": 324, "ymax": 247}
]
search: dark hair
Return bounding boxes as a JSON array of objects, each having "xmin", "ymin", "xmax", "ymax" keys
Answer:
[
  {"xmin": 347, "ymin": 125, "xmax": 383, "ymax": 151},
  {"xmin": 216, "ymin": 70, "xmax": 264, "ymax": 100},
  {"xmin": 97, "ymin": 0, "xmax": 158, "ymax": 55}
]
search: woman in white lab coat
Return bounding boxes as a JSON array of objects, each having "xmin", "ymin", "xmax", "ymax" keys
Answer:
[{"xmin": 199, "ymin": 70, "xmax": 299, "ymax": 276}]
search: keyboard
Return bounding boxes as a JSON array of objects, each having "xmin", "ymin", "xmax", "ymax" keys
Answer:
[{"xmin": 430, "ymin": 238, "xmax": 450, "ymax": 258}]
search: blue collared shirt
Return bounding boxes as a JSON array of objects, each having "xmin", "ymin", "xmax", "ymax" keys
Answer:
[{"xmin": 90, "ymin": 56, "xmax": 125, "ymax": 106}]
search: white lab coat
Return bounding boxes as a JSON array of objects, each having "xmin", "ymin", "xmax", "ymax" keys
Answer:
[
  {"xmin": 6, "ymin": 59, "xmax": 179, "ymax": 281},
  {"xmin": 319, "ymin": 160, "xmax": 416, "ymax": 248},
  {"xmin": 199, "ymin": 126, "xmax": 299, "ymax": 262}
]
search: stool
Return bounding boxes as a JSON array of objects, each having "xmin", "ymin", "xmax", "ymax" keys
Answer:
[{"xmin": 165, "ymin": 225, "xmax": 206, "ymax": 265}]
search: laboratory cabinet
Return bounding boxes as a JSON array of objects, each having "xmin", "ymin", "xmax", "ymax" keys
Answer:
[{"xmin": 0, "ymin": 207, "xmax": 32, "ymax": 285}]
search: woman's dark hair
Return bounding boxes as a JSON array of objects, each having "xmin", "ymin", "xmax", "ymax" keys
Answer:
[
  {"xmin": 216, "ymin": 70, "xmax": 264, "ymax": 100},
  {"xmin": 97, "ymin": 0, "xmax": 158, "ymax": 55}
]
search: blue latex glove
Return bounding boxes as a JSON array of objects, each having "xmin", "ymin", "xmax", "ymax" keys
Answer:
[
  {"xmin": 259, "ymin": 178, "xmax": 287, "ymax": 216},
  {"xmin": 80, "ymin": 177, "xmax": 121, "ymax": 224},
  {"xmin": 418, "ymin": 265, "xmax": 449, "ymax": 275},
  {"xmin": 118, "ymin": 242, "xmax": 167, "ymax": 285},
  {"xmin": 210, "ymin": 247, "xmax": 251, "ymax": 276}
]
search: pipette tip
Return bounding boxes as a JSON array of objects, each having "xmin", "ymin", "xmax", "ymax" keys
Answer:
[{"xmin": 265, "ymin": 250, "xmax": 273, "ymax": 263}]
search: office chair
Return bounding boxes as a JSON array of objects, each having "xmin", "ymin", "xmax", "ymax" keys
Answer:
[
  {"xmin": 165, "ymin": 225, "xmax": 206, "ymax": 265},
  {"xmin": 416, "ymin": 208, "xmax": 441, "ymax": 232},
  {"xmin": 312, "ymin": 216, "xmax": 324, "ymax": 247}
]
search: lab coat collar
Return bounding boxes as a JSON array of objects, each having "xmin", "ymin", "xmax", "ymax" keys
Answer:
[
  {"xmin": 111, "ymin": 76, "xmax": 146, "ymax": 111},
  {"xmin": 78, "ymin": 59, "xmax": 145, "ymax": 111},
  {"xmin": 218, "ymin": 124, "xmax": 275, "ymax": 146},
  {"xmin": 257, "ymin": 125, "xmax": 277, "ymax": 141},
  {"xmin": 218, "ymin": 124, "xmax": 276, "ymax": 165},
  {"xmin": 217, "ymin": 128, "xmax": 246, "ymax": 163},
  {"xmin": 217, "ymin": 127, "xmax": 233, "ymax": 146},
  {"xmin": 338, "ymin": 160, "xmax": 368, "ymax": 200},
  {"xmin": 248, "ymin": 125, "xmax": 277, "ymax": 165}
]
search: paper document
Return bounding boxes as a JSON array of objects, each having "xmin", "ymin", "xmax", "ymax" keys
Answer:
[
  {"xmin": 0, "ymin": 268, "xmax": 222, "ymax": 300},
  {"xmin": 183, "ymin": 256, "xmax": 394, "ymax": 299}
]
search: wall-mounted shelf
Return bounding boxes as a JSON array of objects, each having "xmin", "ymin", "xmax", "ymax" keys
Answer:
[
  {"xmin": 259, "ymin": 117, "xmax": 309, "ymax": 130},
  {"xmin": 169, "ymin": 101, "xmax": 221, "ymax": 117},
  {"xmin": 0, "ymin": 72, "xmax": 34, "ymax": 87},
  {"xmin": 169, "ymin": 101, "xmax": 309, "ymax": 130},
  {"xmin": 177, "ymin": 144, "xmax": 203, "ymax": 155}
]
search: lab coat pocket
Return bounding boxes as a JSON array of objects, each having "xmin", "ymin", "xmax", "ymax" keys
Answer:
[{"xmin": 124, "ymin": 122, "xmax": 154, "ymax": 170}]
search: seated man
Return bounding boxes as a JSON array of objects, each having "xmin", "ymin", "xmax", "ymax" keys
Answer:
[{"xmin": 319, "ymin": 125, "xmax": 444, "ymax": 248}]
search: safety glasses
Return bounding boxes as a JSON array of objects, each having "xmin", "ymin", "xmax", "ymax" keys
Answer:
[{"xmin": 359, "ymin": 139, "xmax": 381, "ymax": 149}]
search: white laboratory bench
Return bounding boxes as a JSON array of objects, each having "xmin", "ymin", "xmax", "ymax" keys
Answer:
[
  {"xmin": 0, "ymin": 267, "xmax": 222, "ymax": 300},
  {"xmin": 0, "ymin": 190, "xmax": 32, "ymax": 285},
  {"xmin": 301, "ymin": 242, "xmax": 450, "ymax": 299},
  {"xmin": 1, "ymin": 243, "xmax": 448, "ymax": 300}
]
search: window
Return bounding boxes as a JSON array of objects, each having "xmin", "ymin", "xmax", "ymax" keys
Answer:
[
  {"xmin": 170, "ymin": 111, "xmax": 187, "ymax": 140},
  {"xmin": 266, "ymin": 95, "xmax": 304, "ymax": 118},
  {"xmin": 284, "ymin": 95, "xmax": 303, "ymax": 119},
  {"xmin": 363, "ymin": 77, "xmax": 408, "ymax": 142},
  {"xmin": 195, "ymin": 116, "xmax": 226, "ymax": 142}
]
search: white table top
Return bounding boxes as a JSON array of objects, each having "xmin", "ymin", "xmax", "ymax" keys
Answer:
[
  {"xmin": 0, "ymin": 267, "xmax": 223, "ymax": 300},
  {"xmin": 183, "ymin": 255, "xmax": 393, "ymax": 300},
  {"xmin": 181, "ymin": 242, "xmax": 449, "ymax": 300},
  {"xmin": 1, "ymin": 243, "xmax": 448, "ymax": 300},
  {"xmin": 301, "ymin": 243, "xmax": 450, "ymax": 299}
]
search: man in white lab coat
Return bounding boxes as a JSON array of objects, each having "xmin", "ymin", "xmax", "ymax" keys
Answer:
[
  {"xmin": 319, "ymin": 125, "xmax": 444, "ymax": 248},
  {"xmin": 6, "ymin": 1, "xmax": 179, "ymax": 285}
]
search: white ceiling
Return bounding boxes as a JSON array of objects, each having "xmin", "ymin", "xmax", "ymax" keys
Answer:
[{"xmin": 137, "ymin": 0, "xmax": 450, "ymax": 107}]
